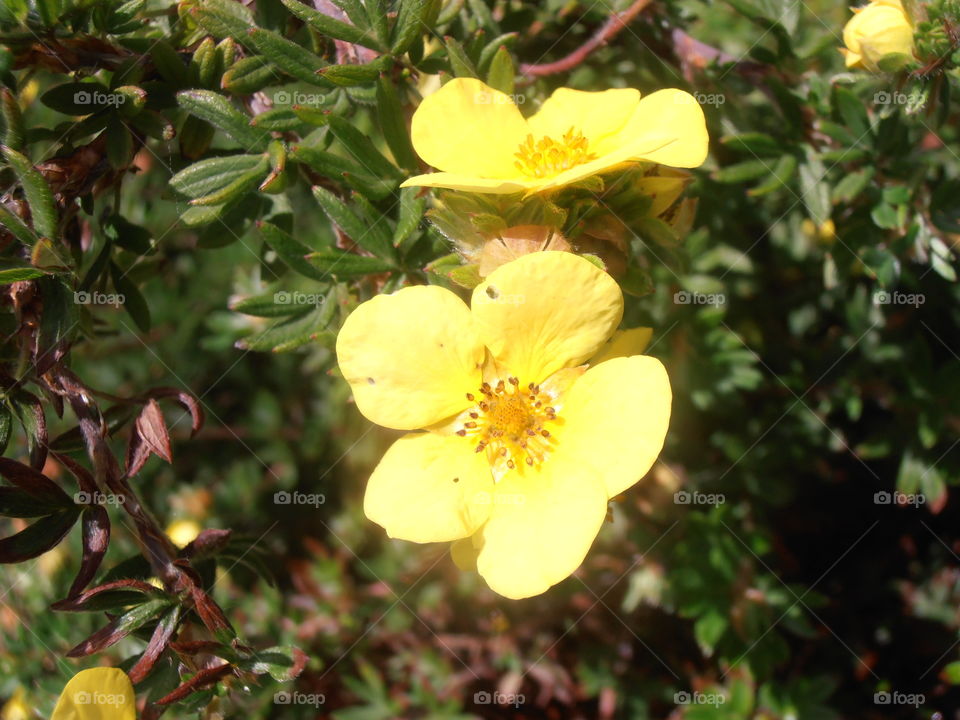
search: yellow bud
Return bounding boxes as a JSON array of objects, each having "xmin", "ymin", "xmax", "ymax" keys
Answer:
[
  {"xmin": 167, "ymin": 518, "xmax": 202, "ymax": 548},
  {"xmin": 842, "ymin": 0, "xmax": 914, "ymax": 73}
]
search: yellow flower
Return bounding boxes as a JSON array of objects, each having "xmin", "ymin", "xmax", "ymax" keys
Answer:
[
  {"xmin": 842, "ymin": 0, "xmax": 914, "ymax": 72},
  {"xmin": 336, "ymin": 252, "xmax": 671, "ymax": 599},
  {"xmin": 166, "ymin": 518, "xmax": 202, "ymax": 548},
  {"xmin": 401, "ymin": 78, "xmax": 708, "ymax": 195},
  {"xmin": 51, "ymin": 668, "xmax": 135, "ymax": 720}
]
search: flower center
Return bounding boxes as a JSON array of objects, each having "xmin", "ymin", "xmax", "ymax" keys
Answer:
[
  {"xmin": 456, "ymin": 377, "xmax": 557, "ymax": 474},
  {"xmin": 513, "ymin": 127, "xmax": 598, "ymax": 179}
]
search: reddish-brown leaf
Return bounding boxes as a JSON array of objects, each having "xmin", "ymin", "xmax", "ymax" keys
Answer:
[
  {"xmin": 155, "ymin": 664, "xmax": 233, "ymax": 705},
  {"xmin": 149, "ymin": 388, "xmax": 205, "ymax": 437},
  {"xmin": 129, "ymin": 605, "xmax": 181, "ymax": 683},
  {"xmin": 52, "ymin": 578, "xmax": 158, "ymax": 611},
  {"xmin": 66, "ymin": 505, "xmax": 110, "ymax": 598},
  {"xmin": 137, "ymin": 399, "xmax": 173, "ymax": 462},
  {"xmin": 181, "ymin": 528, "xmax": 231, "ymax": 559},
  {"xmin": 0, "ymin": 457, "xmax": 69, "ymax": 505}
]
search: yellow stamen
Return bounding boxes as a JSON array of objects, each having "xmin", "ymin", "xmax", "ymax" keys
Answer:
[
  {"xmin": 457, "ymin": 376, "xmax": 558, "ymax": 476},
  {"xmin": 513, "ymin": 127, "xmax": 598, "ymax": 179}
]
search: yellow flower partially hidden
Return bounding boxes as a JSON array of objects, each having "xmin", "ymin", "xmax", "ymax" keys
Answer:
[
  {"xmin": 842, "ymin": 0, "xmax": 914, "ymax": 72},
  {"xmin": 336, "ymin": 252, "xmax": 671, "ymax": 599},
  {"xmin": 401, "ymin": 78, "xmax": 708, "ymax": 195},
  {"xmin": 51, "ymin": 668, "xmax": 136, "ymax": 720}
]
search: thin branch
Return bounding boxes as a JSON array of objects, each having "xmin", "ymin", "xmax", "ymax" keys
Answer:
[{"xmin": 520, "ymin": 0, "xmax": 655, "ymax": 77}]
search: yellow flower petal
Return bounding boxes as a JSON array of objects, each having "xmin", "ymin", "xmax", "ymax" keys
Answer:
[
  {"xmin": 471, "ymin": 252, "xmax": 623, "ymax": 384},
  {"xmin": 842, "ymin": 1, "xmax": 913, "ymax": 72},
  {"xmin": 554, "ymin": 355, "xmax": 671, "ymax": 498},
  {"xmin": 451, "ymin": 535, "xmax": 479, "ymax": 571},
  {"xmin": 409, "ymin": 77, "xmax": 529, "ymax": 179},
  {"xmin": 589, "ymin": 327, "xmax": 654, "ymax": 365},
  {"xmin": 51, "ymin": 669, "xmax": 136, "ymax": 720},
  {"xmin": 527, "ymin": 87, "xmax": 640, "ymax": 146},
  {"xmin": 605, "ymin": 89, "xmax": 709, "ymax": 168},
  {"xmin": 475, "ymin": 456, "xmax": 607, "ymax": 599},
  {"xmin": 364, "ymin": 432, "xmax": 493, "ymax": 543},
  {"xmin": 400, "ymin": 172, "xmax": 530, "ymax": 194},
  {"xmin": 337, "ymin": 285, "xmax": 485, "ymax": 430}
]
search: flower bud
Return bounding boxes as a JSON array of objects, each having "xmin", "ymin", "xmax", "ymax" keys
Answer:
[{"xmin": 842, "ymin": 0, "xmax": 915, "ymax": 72}]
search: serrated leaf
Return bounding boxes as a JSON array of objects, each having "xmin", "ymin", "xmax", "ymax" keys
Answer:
[
  {"xmin": 311, "ymin": 185, "xmax": 395, "ymax": 259},
  {"xmin": 170, "ymin": 154, "xmax": 268, "ymax": 198},
  {"xmin": 247, "ymin": 28, "xmax": 330, "ymax": 87},
  {"xmin": 280, "ymin": 0, "xmax": 384, "ymax": 51},
  {"xmin": 2, "ymin": 145, "xmax": 57, "ymax": 239},
  {"xmin": 176, "ymin": 90, "xmax": 269, "ymax": 151},
  {"xmin": 221, "ymin": 55, "xmax": 278, "ymax": 94},
  {"xmin": 258, "ymin": 221, "xmax": 331, "ymax": 281},
  {"xmin": 304, "ymin": 249, "xmax": 393, "ymax": 277}
]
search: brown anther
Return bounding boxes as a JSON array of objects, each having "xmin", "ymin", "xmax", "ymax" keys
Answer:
[
  {"xmin": 456, "ymin": 429, "xmax": 466, "ymax": 437},
  {"xmin": 526, "ymin": 457, "xmax": 534, "ymax": 466},
  {"xmin": 469, "ymin": 412, "xmax": 479, "ymax": 419},
  {"xmin": 507, "ymin": 460, "xmax": 515, "ymax": 469},
  {"xmin": 466, "ymin": 392, "xmax": 475, "ymax": 401},
  {"xmin": 509, "ymin": 377, "xmax": 519, "ymax": 386},
  {"xmin": 465, "ymin": 422, "xmax": 477, "ymax": 428},
  {"xmin": 541, "ymin": 430, "xmax": 551, "ymax": 437}
]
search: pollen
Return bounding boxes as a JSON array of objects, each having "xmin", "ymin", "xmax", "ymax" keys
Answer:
[
  {"xmin": 456, "ymin": 377, "xmax": 558, "ymax": 477},
  {"xmin": 513, "ymin": 127, "xmax": 598, "ymax": 179}
]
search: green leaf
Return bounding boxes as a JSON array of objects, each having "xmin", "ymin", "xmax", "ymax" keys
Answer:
[
  {"xmin": 720, "ymin": 132, "xmax": 782, "ymax": 157},
  {"xmin": 0, "ymin": 267, "xmax": 46, "ymax": 284},
  {"xmin": 236, "ymin": 302, "xmax": 334, "ymax": 352},
  {"xmin": 176, "ymin": 90, "xmax": 269, "ymax": 151},
  {"xmin": 230, "ymin": 291, "xmax": 325, "ymax": 317},
  {"xmin": 444, "ymin": 36, "xmax": 477, "ymax": 77},
  {"xmin": 713, "ymin": 159, "xmax": 771, "ymax": 184},
  {"xmin": 376, "ymin": 74, "xmax": 418, "ymax": 171},
  {"xmin": 393, "ymin": 187, "xmax": 425, "ymax": 251},
  {"xmin": 0, "ymin": 205, "xmax": 37, "ymax": 245},
  {"xmin": 188, "ymin": 157, "xmax": 270, "ymax": 206},
  {"xmin": 392, "ymin": 0, "xmax": 429, "ymax": 54},
  {"xmin": 485, "ymin": 45, "xmax": 514, "ymax": 94},
  {"xmin": 304, "ymin": 249, "xmax": 393, "ymax": 277},
  {"xmin": 311, "ymin": 185, "xmax": 395, "ymax": 260},
  {"xmin": 748, "ymin": 153, "xmax": 797, "ymax": 197},
  {"xmin": 316, "ymin": 58, "xmax": 390, "ymax": 87},
  {"xmin": 1, "ymin": 88, "xmax": 25, "ymax": 150},
  {"xmin": 237, "ymin": 646, "xmax": 306, "ymax": 681},
  {"xmin": 327, "ymin": 115, "xmax": 401, "ymax": 180},
  {"xmin": 833, "ymin": 85, "xmax": 870, "ymax": 140},
  {"xmin": 798, "ymin": 152, "xmax": 831, "ymax": 226},
  {"xmin": 280, "ymin": 0, "xmax": 384, "ymax": 51},
  {"xmin": 170, "ymin": 154, "xmax": 268, "ymax": 198},
  {"xmin": 1, "ymin": 146, "xmax": 58, "ymax": 239},
  {"xmin": 110, "ymin": 262, "xmax": 152, "ymax": 333},
  {"xmin": 221, "ymin": 56, "xmax": 278, "ymax": 94},
  {"xmin": 258, "ymin": 221, "xmax": 332, "ymax": 282},
  {"xmin": 247, "ymin": 28, "xmax": 330, "ymax": 87},
  {"xmin": 189, "ymin": 0, "xmax": 256, "ymax": 43}
]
